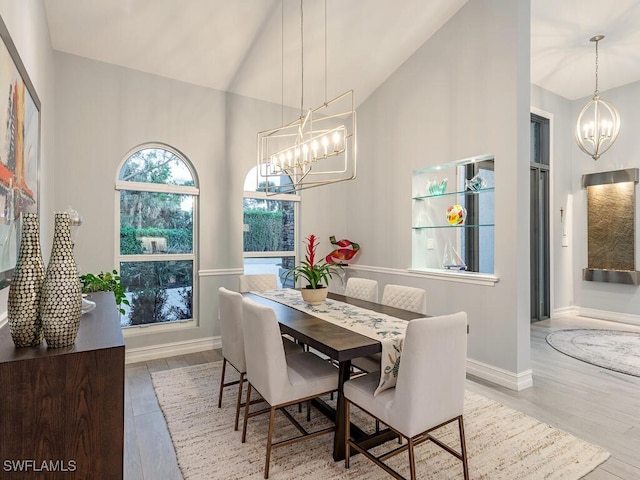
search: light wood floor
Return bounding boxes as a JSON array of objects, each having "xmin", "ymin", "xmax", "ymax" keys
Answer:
[{"xmin": 124, "ymin": 316, "xmax": 640, "ymax": 479}]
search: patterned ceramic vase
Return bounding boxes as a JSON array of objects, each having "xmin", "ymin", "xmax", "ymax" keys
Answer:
[
  {"xmin": 41, "ymin": 213, "xmax": 82, "ymax": 348},
  {"xmin": 7, "ymin": 213, "xmax": 46, "ymax": 347}
]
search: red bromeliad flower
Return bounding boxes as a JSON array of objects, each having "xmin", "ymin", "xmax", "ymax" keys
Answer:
[
  {"xmin": 285, "ymin": 234, "xmax": 343, "ymax": 289},
  {"xmin": 305, "ymin": 234, "xmax": 318, "ymax": 267}
]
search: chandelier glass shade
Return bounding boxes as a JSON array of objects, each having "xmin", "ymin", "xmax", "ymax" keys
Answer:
[{"xmin": 575, "ymin": 35, "xmax": 620, "ymax": 161}]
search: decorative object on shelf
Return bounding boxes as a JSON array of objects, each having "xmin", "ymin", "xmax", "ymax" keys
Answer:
[
  {"xmin": 7, "ymin": 213, "xmax": 45, "ymax": 347},
  {"xmin": 41, "ymin": 213, "xmax": 83, "ymax": 348},
  {"xmin": 257, "ymin": 0, "xmax": 356, "ymax": 194},
  {"xmin": 284, "ymin": 234, "xmax": 342, "ymax": 305},
  {"xmin": 65, "ymin": 205, "xmax": 83, "ymax": 246},
  {"xmin": 465, "ymin": 173, "xmax": 487, "ymax": 191},
  {"xmin": 442, "ymin": 241, "xmax": 467, "ymax": 270},
  {"xmin": 325, "ymin": 236, "xmax": 360, "ymax": 265},
  {"xmin": 575, "ymin": 35, "xmax": 621, "ymax": 161},
  {"xmin": 446, "ymin": 204, "xmax": 467, "ymax": 225},
  {"xmin": 427, "ymin": 178, "xmax": 448, "ymax": 196}
]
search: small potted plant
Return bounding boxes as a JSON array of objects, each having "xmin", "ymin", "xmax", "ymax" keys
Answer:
[
  {"xmin": 285, "ymin": 234, "xmax": 342, "ymax": 305},
  {"xmin": 79, "ymin": 269, "xmax": 130, "ymax": 315}
]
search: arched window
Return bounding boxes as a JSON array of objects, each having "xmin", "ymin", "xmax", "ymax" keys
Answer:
[
  {"xmin": 116, "ymin": 143, "xmax": 199, "ymax": 327},
  {"xmin": 243, "ymin": 166, "xmax": 299, "ymax": 287}
]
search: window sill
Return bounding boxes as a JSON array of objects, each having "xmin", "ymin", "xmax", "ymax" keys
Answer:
[{"xmin": 407, "ymin": 268, "xmax": 499, "ymax": 286}]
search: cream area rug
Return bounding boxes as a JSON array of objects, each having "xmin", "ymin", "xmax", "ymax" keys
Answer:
[{"xmin": 151, "ymin": 362, "xmax": 609, "ymax": 480}]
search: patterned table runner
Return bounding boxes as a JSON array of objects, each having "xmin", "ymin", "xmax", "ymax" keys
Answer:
[{"xmin": 253, "ymin": 288, "xmax": 421, "ymax": 395}]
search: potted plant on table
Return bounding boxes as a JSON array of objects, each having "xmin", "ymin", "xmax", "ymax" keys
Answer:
[{"xmin": 285, "ymin": 234, "xmax": 343, "ymax": 305}]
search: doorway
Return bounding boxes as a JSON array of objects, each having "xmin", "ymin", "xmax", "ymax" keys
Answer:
[{"xmin": 530, "ymin": 113, "xmax": 550, "ymax": 322}]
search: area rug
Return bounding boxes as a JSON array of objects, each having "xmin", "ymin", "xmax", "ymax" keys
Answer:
[
  {"xmin": 546, "ymin": 329, "xmax": 640, "ymax": 377},
  {"xmin": 151, "ymin": 362, "xmax": 609, "ymax": 480}
]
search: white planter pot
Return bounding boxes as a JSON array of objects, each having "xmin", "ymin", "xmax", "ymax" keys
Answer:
[{"xmin": 300, "ymin": 287, "xmax": 328, "ymax": 305}]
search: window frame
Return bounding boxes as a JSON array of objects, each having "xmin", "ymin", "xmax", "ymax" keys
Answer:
[
  {"xmin": 242, "ymin": 169, "xmax": 301, "ymax": 278},
  {"xmin": 115, "ymin": 142, "xmax": 200, "ymax": 330}
]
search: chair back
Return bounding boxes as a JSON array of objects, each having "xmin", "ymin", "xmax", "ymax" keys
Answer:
[
  {"xmin": 241, "ymin": 297, "xmax": 290, "ymax": 404},
  {"xmin": 218, "ymin": 287, "xmax": 246, "ymax": 372},
  {"xmin": 238, "ymin": 274, "xmax": 277, "ymax": 293},
  {"xmin": 381, "ymin": 284, "xmax": 427, "ymax": 314},
  {"xmin": 345, "ymin": 278, "xmax": 378, "ymax": 302},
  {"xmin": 392, "ymin": 312, "xmax": 467, "ymax": 437},
  {"xmin": 218, "ymin": 287, "xmax": 247, "ymax": 373}
]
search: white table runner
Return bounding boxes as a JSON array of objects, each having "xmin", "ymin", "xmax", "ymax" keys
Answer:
[{"xmin": 253, "ymin": 288, "xmax": 420, "ymax": 395}]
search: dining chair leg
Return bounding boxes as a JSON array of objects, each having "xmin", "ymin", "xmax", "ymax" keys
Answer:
[
  {"xmin": 408, "ymin": 437, "xmax": 416, "ymax": 480},
  {"xmin": 264, "ymin": 406, "xmax": 277, "ymax": 479},
  {"xmin": 344, "ymin": 400, "xmax": 351, "ymax": 469},
  {"xmin": 242, "ymin": 383, "xmax": 253, "ymax": 443},
  {"xmin": 218, "ymin": 357, "xmax": 228, "ymax": 408},
  {"xmin": 234, "ymin": 372, "xmax": 245, "ymax": 431},
  {"xmin": 458, "ymin": 416, "xmax": 470, "ymax": 480}
]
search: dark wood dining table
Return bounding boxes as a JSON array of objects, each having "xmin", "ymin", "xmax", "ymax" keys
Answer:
[{"xmin": 242, "ymin": 291, "xmax": 425, "ymax": 461}]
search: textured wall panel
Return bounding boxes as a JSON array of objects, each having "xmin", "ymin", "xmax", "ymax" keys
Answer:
[{"xmin": 587, "ymin": 183, "xmax": 635, "ymax": 271}]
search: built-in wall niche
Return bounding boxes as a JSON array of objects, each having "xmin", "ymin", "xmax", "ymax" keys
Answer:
[
  {"xmin": 582, "ymin": 168, "xmax": 640, "ymax": 285},
  {"xmin": 411, "ymin": 154, "xmax": 496, "ymax": 282}
]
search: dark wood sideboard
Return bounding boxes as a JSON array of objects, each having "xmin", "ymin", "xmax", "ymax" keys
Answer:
[{"xmin": 0, "ymin": 292, "xmax": 125, "ymax": 479}]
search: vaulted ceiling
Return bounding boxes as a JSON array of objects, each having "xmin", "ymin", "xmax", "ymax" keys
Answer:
[{"xmin": 43, "ymin": 0, "xmax": 640, "ymax": 108}]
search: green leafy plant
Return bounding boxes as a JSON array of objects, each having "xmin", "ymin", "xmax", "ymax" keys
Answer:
[
  {"xmin": 80, "ymin": 269, "xmax": 130, "ymax": 314},
  {"xmin": 284, "ymin": 234, "xmax": 342, "ymax": 289}
]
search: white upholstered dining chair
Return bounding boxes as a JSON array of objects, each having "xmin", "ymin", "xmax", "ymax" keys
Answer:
[
  {"xmin": 344, "ymin": 312, "xmax": 469, "ymax": 480},
  {"xmin": 238, "ymin": 274, "xmax": 277, "ymax": 292},
  {"xmin": 352, "ymin": 284, "xmax": 427, "ymax": 374},
  {"xmin": 381, "ymin": 284, "xmax": 427, "ymax": 315},
  {"xmin": 344, "ymin": 277, "xmax": 379, "ymax": 302},
  {"xmin": 217, "ymin": 287, "xmax": 302, "ymax": 431},
  {"xmin": 241, "ymin": 297, "xmax": 339, "ymax": 479}
]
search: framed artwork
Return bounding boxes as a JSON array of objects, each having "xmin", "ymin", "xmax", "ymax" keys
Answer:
[{"xmin": 0, "ymin": 16, "xmax": 41, "ymax": 289}]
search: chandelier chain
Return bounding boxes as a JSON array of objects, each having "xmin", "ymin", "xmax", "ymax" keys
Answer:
[{"xmin": 594, "ymin": 38, "xmax": 599, "ymax": 94}]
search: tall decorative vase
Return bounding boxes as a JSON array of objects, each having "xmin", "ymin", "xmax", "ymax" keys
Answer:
[
  {"xmin": 41, "ymin": 213, "xmax": 82, "ymax": 348},
  {"xmin": 7, "ymin": 213, "xmax": 46, "ymax": 347}
]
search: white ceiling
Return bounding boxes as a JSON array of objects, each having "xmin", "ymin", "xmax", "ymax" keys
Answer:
[{"xmin": 43, "ymin": 0, "xmax": 640, "ymax": 108}]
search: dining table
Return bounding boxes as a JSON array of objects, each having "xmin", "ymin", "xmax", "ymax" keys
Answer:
[{"xmin": 242, "ymin": 290, "xmax": 425, "ymax": 461}]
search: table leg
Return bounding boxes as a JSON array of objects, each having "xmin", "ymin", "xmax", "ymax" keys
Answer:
[{"xmin": 333, "ymin": 359, "xmax": 351, "ymax": 461}]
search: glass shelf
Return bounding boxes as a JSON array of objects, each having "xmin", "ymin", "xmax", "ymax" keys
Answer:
[{"xmin": 413, "ymin": 187, "xmax": 494, "ymax": 201}]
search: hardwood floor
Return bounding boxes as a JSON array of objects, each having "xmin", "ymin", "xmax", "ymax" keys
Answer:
[{"xmin": 123, "ymin": 316, "xmax": 640, "ymax": 479}]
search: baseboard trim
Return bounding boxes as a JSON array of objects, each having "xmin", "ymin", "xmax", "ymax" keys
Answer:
[
  {"xmin": 577, "ymin": 307, "xmax": 640, "ymax": 327},
  {"xmin": 466, "ymin": 358, "xmax": 533, "ymax": 391},
  {"xmin": 552, "ymin": 306, "xmax": 579, "ymax": 318},
  {"xmin": 125, "ymin": 336, "xmax": 222, "ymax": 364}
]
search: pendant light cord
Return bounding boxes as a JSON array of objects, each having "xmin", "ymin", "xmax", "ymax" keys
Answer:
[
  {"xmin": 300, "ymin": 0, "xmax": 304, "ymax": 118},
  {"xmin": 324, "ymin": 0, "xmax": 327, "ymax": 105}
]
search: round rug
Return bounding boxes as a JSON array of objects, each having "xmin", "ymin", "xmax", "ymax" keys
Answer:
[{"xmin": 546, "ymin": 329, "xmax": 640, "ymax": 377}]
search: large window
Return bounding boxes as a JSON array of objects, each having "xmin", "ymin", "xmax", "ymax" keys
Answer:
[
  {"xmin": 243, "ymin": 167, "xmax": 299, "ymax": 287},
  {"xmin": 116, "ymin": 144, "xmax": 199, "ymax": 327}
]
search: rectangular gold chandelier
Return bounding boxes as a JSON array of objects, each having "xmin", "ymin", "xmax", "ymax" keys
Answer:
[{"xmin": 256, "ymin": 89, "xmax": 357, "ymax": 195}]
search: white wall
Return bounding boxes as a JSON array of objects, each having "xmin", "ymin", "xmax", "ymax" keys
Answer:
[
  {"xmin": 343, "ymin": 0, "xmax": 532, "ymax": 387},
  {"xmin": 570, "ymin": 80, "xmax": 640, "ymax": 322},
  {"xmin": 0, "ymin": 0, "xmax": 55, "ymax": 322}
]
